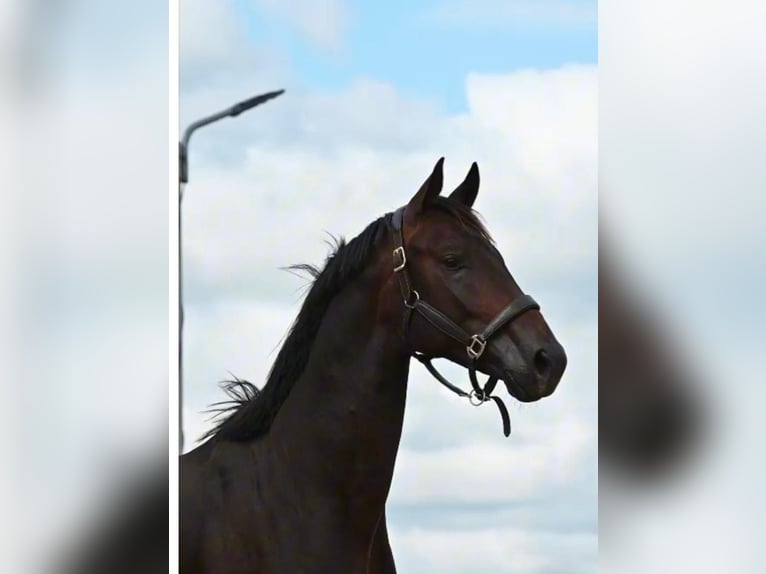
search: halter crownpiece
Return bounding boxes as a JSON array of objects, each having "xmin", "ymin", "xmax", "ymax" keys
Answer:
[{"xmin": 385, "ymin": 206, "xmax": 540, "ymax": 437}]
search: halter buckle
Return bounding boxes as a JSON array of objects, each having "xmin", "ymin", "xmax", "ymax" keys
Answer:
[
  {"xmin": 393, "ymin": 246, "xmax": 407, "ymax": 272},
  {"xmin": 466, "ymin": 335, "xmax": 486, "ymax": 360}
]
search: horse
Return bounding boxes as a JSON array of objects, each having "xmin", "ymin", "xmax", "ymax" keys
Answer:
[{"xmin": 180, "ymin": 158, "xmax": 568, "ymax": 573}]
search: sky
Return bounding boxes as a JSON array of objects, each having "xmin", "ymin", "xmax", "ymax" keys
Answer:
[{"xmin": 180, "ymin": 1, "xmax": 597, "ymax": 573}]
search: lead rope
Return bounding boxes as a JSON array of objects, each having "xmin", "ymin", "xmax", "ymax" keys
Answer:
[{"xmin": 411, "ymin": 353, "xmax": 512, "ymax": 437}]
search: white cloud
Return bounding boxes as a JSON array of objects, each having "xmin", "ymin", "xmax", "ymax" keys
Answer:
[
  {"xmin": 391, "ymin": 526, "xmax": 596, "ymax": 574},
  {"xmin": 180, "ymin": 0, "xmax": 290, "ymax": 91},
  {"xmin": 391, "ymin": 425, "xmax": 592, "ymax": 505},
  {"xmin": 180, "ymin": 0, "xmax": 244, "ymax": 65}
]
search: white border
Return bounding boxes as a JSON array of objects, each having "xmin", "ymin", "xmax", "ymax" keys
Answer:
[{"xmin": 168, "ymin": 0, "xmax": 180, "ymax": 570}]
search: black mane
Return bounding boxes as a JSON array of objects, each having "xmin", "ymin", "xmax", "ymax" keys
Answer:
[{"xmin": 200, "ymin": 197, "xmax": 491, "ymax": 443}]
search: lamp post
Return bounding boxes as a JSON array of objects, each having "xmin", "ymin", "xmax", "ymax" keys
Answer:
[{"xmin": 178, "ymin": 89, "xmax": 285, "ymax": 452}]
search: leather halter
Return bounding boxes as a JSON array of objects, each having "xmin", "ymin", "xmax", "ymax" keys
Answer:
[{"xmin": 385, "ymin": 206, "xmax": 540, "ymax": 437}]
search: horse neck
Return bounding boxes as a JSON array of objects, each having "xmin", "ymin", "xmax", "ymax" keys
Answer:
[{"xmin": 269, "ymin": 262, "xmax": 410, "ymax": 505}]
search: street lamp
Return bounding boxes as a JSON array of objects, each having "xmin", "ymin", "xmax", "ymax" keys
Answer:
[{"xmin": 178, "ymin": 89, "xmax": 285, "ymax": 452}]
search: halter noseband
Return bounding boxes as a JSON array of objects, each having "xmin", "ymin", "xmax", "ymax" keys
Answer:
[{"xmin": 386, "ymin": 206, "xmax": 540, "ymax": 437}]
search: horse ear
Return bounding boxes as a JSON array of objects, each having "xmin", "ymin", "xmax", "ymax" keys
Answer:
[
  {"xmin": 404, "ymin": 157, "xmax": 444, "ymax": 225},
  {"xmin": 448, "ymin": 162, "xmax": 480, "ymax": 208}
]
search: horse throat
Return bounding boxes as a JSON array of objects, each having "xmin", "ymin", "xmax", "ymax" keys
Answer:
[{"xmin": 270, "ymin": 271, "xmax": 411, "ymax": 509}]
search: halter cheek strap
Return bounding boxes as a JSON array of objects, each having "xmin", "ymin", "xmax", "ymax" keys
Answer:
[{"xmin": 385, "ymin": 207, "xmax": 540, "ymax": 438}]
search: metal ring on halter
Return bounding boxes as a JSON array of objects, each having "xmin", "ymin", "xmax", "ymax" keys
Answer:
[
  {"xmin": 468, "ymin": 389, "xmax": 487, "ymax": 406},
  {"xmin": 404, "ymin": 289, "xmax": 420, "ymax": 309}
]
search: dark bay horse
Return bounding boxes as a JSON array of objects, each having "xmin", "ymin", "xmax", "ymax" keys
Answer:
[{"xmin": 181, "ymin": 158, "xmax": 568, "ymax": 573}]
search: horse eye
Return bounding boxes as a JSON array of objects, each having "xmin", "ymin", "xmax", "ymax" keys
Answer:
[{"xmin": 441, "ymin": 254, "xmax": 463, "ymax": 270}]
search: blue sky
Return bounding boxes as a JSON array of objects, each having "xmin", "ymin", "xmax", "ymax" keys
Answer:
[{"xmin": 232, "ymin": 0, "xmax": 596, "ymax": 112}]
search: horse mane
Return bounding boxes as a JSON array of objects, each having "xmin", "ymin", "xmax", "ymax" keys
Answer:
[{"xmin": 200, "ymin": 196, "xmax": 492, "ymax": 443}]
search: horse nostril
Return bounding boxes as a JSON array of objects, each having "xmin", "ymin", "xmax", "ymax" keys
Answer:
[{"xmin": 534, "ymin": 349, "xmax": 551, "ymax": 377}]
